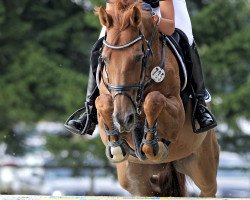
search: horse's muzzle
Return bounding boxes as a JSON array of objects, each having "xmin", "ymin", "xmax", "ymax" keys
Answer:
[{"xmin": 113, "ymin": 112, "xmax": 136, "ymax": 133}]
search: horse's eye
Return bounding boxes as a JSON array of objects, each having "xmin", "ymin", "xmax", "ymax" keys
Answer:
[
  {"xmin": 102, "ymin": 56, "xmax": 109, "ymax": 65},
  {"xmin": 134, "ymin": 54, "xmax": 143, "ymax": 63}
]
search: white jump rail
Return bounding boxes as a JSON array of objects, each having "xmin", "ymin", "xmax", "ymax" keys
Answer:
[{"xmin": 0, "ymin": 196, "xmax": 249, "ymax": 200}]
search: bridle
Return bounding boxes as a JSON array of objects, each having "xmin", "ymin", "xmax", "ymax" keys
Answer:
[{"xmin": 98, "ymin": 25, "xmax": 160, "ymax": 114}]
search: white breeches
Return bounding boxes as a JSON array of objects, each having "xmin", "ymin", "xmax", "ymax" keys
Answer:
[
  {"xmin": 173, "ymin": 0, "xmax": 194, "ymax": 45},
  {"xmin": 99, "ymin": 0, "xmax": 194, "ymax": 45}
]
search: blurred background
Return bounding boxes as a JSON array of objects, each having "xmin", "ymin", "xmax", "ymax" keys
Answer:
[{"xmin": 0, "ymin": 0, "xmax": 249, "ymax": 197}]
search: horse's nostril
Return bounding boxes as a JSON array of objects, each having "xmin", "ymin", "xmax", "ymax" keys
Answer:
[
  {"xmin": 113, "ymin": 112, "xmax": 135, "ymax": 132},
  {"xmin": 126, "ymin": 113, "xmax": 135, "ymax": 126}
]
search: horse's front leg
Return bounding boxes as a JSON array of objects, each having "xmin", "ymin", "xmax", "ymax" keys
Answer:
[
  {"xmin": 142, "ymin": 91, "xmax": 185, "ymax": 161},
  {"xmin": 96, "ymin": 94, "xmax": 113, "ymax": 131},
  {"xmin": 96, "ymin": 94, "xmax": 130, "ymax": 163}
]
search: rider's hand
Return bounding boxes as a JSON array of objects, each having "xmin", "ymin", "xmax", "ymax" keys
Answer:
[
  {"xmin": 141, "ymin": 2, "xmax": 161, "ymax": 26},
  {"xmin": 141, "ymin": 2, "xmax": 153, "ymax": 12},
  {"xmin": 143, "ymin": 0, "xmax": 160, "ymax": 8}
]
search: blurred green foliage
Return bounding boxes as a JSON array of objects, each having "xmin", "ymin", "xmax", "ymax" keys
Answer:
[
  {"xmin": 189, "ymin": 0, "xmax": 250, "ymax": 152},
  {"xmin": 0, "ymin": 0, "xmax": 249, "ymax": 160}
]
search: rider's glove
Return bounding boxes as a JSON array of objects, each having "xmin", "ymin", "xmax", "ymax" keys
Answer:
[
  {"xmin": 142, "ymin": 2, "xmax": 153, "ymax": 12},
  {"xmin": 141, "ymin": 1, "xmax": 161, "ymax": 26},
  {"xmin": 143, "ymin": 0, "xmax": 160, "ymax": 9}
]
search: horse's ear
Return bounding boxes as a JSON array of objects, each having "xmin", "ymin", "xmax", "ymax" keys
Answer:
[
  {"xmin": 130, "ymin": 6, "xmax": 141, "ymax": 27},
  {"xmin": 96, "ymin": 6, "xmax": 113, "ymax": 28}
]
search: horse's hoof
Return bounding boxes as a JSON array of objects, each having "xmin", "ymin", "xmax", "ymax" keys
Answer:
[
  {"xmin": 139, "ymin": 137, "xmax": 159, "ymax": 160},
  {"xmin": 141, "ymin": 142, "xmax": 168, "ymax": 161},
  {"xmin": 105, "ymin": 145, "xmax": 129, "ymax": 163},
  {"xmin": 140, "ymin": 143, "xmax": 159, "ymax": 160}
]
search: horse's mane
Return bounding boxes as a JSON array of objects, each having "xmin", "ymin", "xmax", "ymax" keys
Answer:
[{"xmin": 111, "ymin": 0, "xmax": 137, "ymax": 11}]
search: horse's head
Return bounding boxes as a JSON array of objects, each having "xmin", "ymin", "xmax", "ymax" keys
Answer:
[{"xmin": 96, "ymin": 0, "xmax": 158, "ymax": 132}]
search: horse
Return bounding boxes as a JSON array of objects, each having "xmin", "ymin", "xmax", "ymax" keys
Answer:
[{"xmin": 94, "ymin": 0, "xmax": 219, "ymax": 197}]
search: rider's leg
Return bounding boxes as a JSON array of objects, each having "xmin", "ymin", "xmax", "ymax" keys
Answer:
[
  {"xmin": 190, "ymin": 41, "xmax": 217, "ymax": 132},
  {"xmin": 64, "ymin": 37, "xmax": 103, "ymax": 135},
  {"xmin": 173, "ymin": 0, "xmax": 217, "ymax": 133}
]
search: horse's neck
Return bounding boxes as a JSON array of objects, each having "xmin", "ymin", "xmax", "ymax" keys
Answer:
[{"xmin": 148, "ymin": 36, "xmax": 163, "ymax": 69}]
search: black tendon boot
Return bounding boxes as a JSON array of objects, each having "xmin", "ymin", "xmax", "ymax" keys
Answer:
[
  {"xmin": 64, "ymin": 37, "xmax": 103, "ymax": 135},
  {"xmin": 190, "ymin": 42, "xmax": 217, "ymax": 133}
]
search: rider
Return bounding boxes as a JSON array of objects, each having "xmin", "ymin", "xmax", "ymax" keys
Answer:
[{"xmin": 64, "ymin": 0, "xmax": 217, "ymax": 135}]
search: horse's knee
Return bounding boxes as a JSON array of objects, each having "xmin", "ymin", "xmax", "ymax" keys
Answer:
[
  {"xmin": 95, "ymin": 94, "xmax": 113, "ymax": 111},
  {"xmin": 144, "ymin": 91, "xmax": 165, "ymax": 117},
  {"xmin": 96, "ymin": 94, "xmax": 113, "ymax": 127},
  {"xmin": 96, "ymin": 94, "xmax": 113, "ymax": 119}
]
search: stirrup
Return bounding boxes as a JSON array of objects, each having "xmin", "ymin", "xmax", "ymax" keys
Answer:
[
  {"xmin": 191, "ymin": 100, "xmax": 217, "ymax": 134},
  {"xmin": 64, "ymin": 107, "xmax": 86, "ymax": 134},
  {"xmin": 64, "ymin": 101, "xmax": 96, "ymax": 135}
]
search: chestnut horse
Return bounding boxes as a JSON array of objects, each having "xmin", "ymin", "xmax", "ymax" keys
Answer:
[{"xmin": 95, "ymin": 0, "xmax": 219, "ymax": 197}]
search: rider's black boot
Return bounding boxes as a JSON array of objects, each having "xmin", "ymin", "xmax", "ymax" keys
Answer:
[
  {"xmin": 190, "ymin": 42, "xmax": 217, "ymax": 133},
  {"xmin": 64, "ymin": 37, "xmax": 103, "ymax": 135}
]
